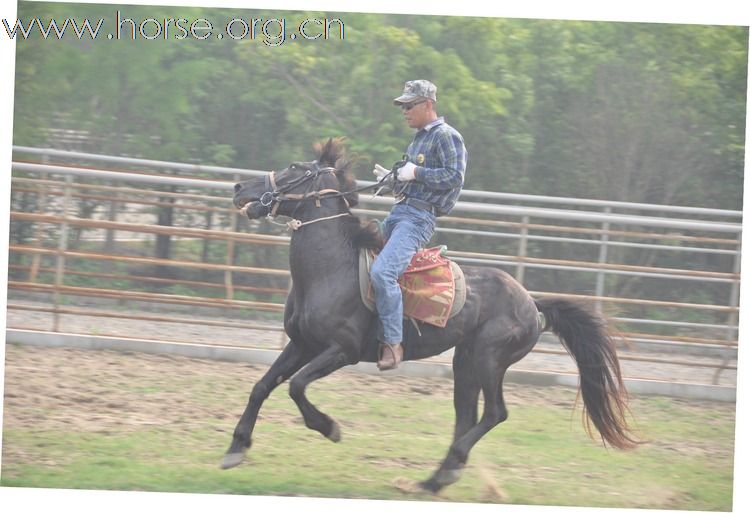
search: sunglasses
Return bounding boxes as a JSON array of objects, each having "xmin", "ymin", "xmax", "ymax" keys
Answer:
[{"xmin": 401, "ymin": 100, "xmax": 427, "ymax": 111}]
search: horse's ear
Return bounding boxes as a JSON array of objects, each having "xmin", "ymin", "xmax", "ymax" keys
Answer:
[
  {"xmin": 313, "ymin": 138, "xmax": 333, "ymax": 167},
  {"xmin": 314, "ymin": 137, "xmax": 347, "ymax": 169},
  {"xmin": 323, "ymin": 138, "xmax": 335, "ymax": 166}
]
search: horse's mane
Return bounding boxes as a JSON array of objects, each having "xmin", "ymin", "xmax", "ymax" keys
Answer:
[
  {"xmin": 313, "ymin": 137, "xmax": 383, "ymax": 251},
  {"xmin": 313, "ymin": 137, "xmax": 358, "ymax": 204}
]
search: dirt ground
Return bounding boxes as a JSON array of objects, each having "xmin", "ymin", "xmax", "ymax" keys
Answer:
[
  {"xmin": 1, "ymin": 337, "xmax": 739, "ymax": 513},
  {"xmin": 1, "ymin": 342, "xmax": 736, "ymax": 469},
  {"xmin": 3, "ymin": 300, "xmax": 738, "ymax": 507},
  {"xmin": 0, "ymin": 343, "xmax": 559, "ymax": 436}
]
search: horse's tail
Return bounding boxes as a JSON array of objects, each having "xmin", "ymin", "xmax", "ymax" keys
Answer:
[{"xmin": 535, "ymin": 297, "xmax": 640, "ymax": 450}]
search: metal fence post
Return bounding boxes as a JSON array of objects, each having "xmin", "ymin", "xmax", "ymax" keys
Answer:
[
  {"xmin": 29, "ymin": 155, "xmax": 49, "ymax": 283},
  {"xmin": 53, "ymin": 174, "xmax": 73, "ymax": 331},
  {"xmin": 595, "ymin": 207, "xmax": 612, "ymax": 313},
  {"xmin": 714, "ymin": 232, "xmax": 742, "ymax": 384},
  {"xmin": 225, "ymin": 174, "xmax": 239, "ymax": 300},
  {"xmin": 727, "ymin": 232, "xmax": 742, "ymax": 334},
  {"xmin": 104, "ymin": 190, "xmax": 119, "ymax": 254},
  {"xmin": 516, "ymin": 215, "xmax": 529, "ymax": 284}
]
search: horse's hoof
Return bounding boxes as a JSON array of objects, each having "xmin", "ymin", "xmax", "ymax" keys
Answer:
[
  {"xmin": 419, "ymin": 468, "xmax": 463, "ymax": 493},
  {"xmin": 436, "ymin": 468, "xmax": 463, "ymax": 485},
  {"xmin": 220, "ymin": 451, "xmax": 246, "ymax": 469},
  {"xmin": 418, "ymin": 478, "xmax": 443, "ymax": 494},
  {"xmin": 326, "ymin": 421, "xmax": 342, "ymax": 443}
]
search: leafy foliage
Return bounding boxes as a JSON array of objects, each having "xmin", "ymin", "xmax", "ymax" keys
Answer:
[{"xmin": 13, "ymin": 4, "xmax": 746, "ymax": 208}]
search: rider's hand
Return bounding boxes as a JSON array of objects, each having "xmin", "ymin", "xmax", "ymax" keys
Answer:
[
  {"xmin": 373, "ymin": 164, "xmax": 390, "ymax": 181},
  {"xmin": 396, "ymin": 162, "xmax": 417, "ymax": 182}
]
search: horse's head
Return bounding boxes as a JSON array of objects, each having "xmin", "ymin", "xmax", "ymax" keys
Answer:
[
  {"xmin": 233, "ymin": 138, "xmax": 358, "ymax": 219},
  {"xmin": 232, "ymin": 159, "xmax": 335, "ymax": 219}
]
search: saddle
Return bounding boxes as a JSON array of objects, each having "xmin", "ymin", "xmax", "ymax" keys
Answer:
[{"xmin": 359, "ymin": 246, "xmax": 467, "ymax": 328}]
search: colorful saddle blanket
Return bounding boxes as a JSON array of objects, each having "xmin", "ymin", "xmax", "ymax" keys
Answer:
[{"xmin": 359, "ymin": 246, "xmax": 467, "ymax": 328}]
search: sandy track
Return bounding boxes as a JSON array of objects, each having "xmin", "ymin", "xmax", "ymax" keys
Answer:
[{"xmin": 5, "ymin": 299, "xmax": 739, "ymax": 387}]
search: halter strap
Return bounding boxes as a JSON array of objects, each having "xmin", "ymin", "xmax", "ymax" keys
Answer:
[{"xmin": 260, "ymin": 167, "xmax": 353, "ymax": 230}]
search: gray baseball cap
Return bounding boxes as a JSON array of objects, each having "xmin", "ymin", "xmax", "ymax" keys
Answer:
[{"xmin": 393, "ymin": 80, "xmax": 437, "ymax": 105}]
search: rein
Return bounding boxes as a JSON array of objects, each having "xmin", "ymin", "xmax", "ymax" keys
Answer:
[{"xmin": 284, "ymin": 211, "xmax": 352, "ymax": 231}]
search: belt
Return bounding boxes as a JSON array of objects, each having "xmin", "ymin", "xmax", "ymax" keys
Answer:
[{"xmin": 398, "ymin": 196, "xmax": 436, "ymax": 215}]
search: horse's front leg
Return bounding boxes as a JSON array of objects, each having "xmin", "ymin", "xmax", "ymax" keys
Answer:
[
  {"xmin": 221, "ymin": 340, "xmax": 310, "ymax": 469},
  {"xmin": 288, "ymin": 345, "xmax": 352, "ymax": 442}
]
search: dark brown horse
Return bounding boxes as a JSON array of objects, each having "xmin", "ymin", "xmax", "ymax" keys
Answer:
[{"xmin": 223, "ymin": 138, "xmax": 638, "ymax": 493}]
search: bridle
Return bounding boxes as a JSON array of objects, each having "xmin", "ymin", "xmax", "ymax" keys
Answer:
[
  {"xmin": 246, "ymin": 161, "xmax": 353, "ymax": 231},
  {"xmin": 242, "ymin": 160, "xmax": 396, "ymax": 231}
]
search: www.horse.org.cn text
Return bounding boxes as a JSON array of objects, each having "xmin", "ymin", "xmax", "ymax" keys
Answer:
[{"xmin": 3, "ymin": 11, "xmax": 346, "ymax": 46}]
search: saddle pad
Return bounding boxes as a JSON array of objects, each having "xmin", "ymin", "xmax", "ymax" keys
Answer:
[
  {"xmin": 405, "ymin": 245, "xmax": 449, "ymax": 273},
  {"xmin": 359, "ymin": 247, "xmax": 466, "ymax": 328}
]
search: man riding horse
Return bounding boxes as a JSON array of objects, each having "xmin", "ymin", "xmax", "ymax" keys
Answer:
[
  {"xmin": 371, "ymin": 79, "xmax": 468, "ymax": 370},
  {"xmin": 226, "ymin": 89, "xmax": 638, "ymax": 493}
]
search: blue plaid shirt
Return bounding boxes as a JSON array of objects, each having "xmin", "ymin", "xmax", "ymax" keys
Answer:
[{"xmin": 394, "ymin": 117, "xmax": 467, "ymax": 216}]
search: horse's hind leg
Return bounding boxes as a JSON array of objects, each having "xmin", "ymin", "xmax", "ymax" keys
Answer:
[
  {"xmin": 221, "ymin": 340, "xmax": 310, "ymax": 469},
  {"xmin": 421, "ymin": 334, "xmax": 516, "ymax": 493},
  {"xmin": 450, "ymin": 344, "xmax": 481, "ymax": 447},
  {"xmin": 417, "ymin": 343, "xmax": 483, "ymax": 490},
  {"xmin": 288, "ymin": 345, "xmax": 351, "ymax": 441}
]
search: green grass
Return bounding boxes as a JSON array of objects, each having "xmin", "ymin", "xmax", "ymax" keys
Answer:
[
  {"xmin": 2, "ymin": 394, "xmax": 735, "ymax": 509},
  {"xmin": 1, "ymin": 346, "xmax": 736, "ymax": 510}
]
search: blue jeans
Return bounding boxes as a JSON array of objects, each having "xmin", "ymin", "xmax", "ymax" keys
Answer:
[{"xmin": 370, "ymin": 203, "xmax": 436, "ymax": 344}]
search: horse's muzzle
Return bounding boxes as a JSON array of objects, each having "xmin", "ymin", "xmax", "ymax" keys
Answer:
[
  {"xmin": 233, "ymin": 191, "xmax": 274, "ymax": 217},
  {"xmin": 233, "ymin": 175, "xmax": 274, "ymax": 212},
  {"xmin": 249, "ymin": 199, "xmax": 278, "ymax": 219},
  {"xmin": 232, "ymin": 193, "xmax": 253, "ymax": 210}
]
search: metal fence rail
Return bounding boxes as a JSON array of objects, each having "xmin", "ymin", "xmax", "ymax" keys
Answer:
[{"xmin": 13, "ymin": 145, "xmax": 743, "ymax": 219}]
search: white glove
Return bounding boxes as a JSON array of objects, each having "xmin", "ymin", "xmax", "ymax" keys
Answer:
[
  {"xmin": 373, "ymin": 164, "xmax": 390, "ymax": 181},
  {"xmin": 396, "ymin": 162, "xmax": 417, "ymax": 181}
]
